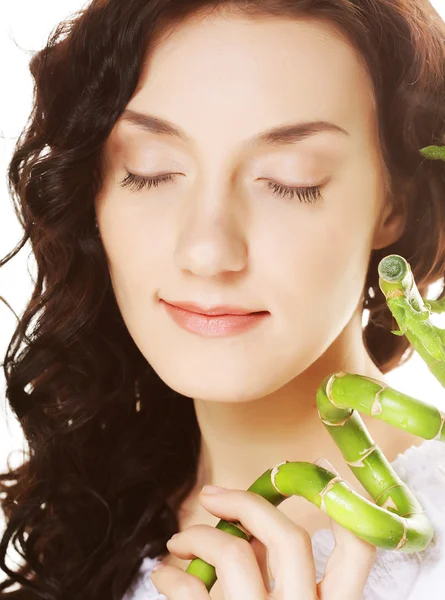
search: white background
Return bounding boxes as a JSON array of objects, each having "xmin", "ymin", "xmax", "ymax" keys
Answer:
[{"xmin": 1, "ymin": 0, "xmax": 445, "ymax": 582}]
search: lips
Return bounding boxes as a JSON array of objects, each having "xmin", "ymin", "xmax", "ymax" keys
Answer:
[
  {"xmin": 161, "ymin": 300, "xmax": 270, "ymax": 337},
  {"xmin": 161, "ymin": 299, "xmax": 267, "ymax": 316}
]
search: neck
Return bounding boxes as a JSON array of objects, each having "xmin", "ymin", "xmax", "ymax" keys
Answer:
[{"xmin": 192, "ymin": 308, "xmax": 387, "ymax": 491}]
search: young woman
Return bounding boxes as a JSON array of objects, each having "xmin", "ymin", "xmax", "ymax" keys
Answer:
[{"xmin": 1, "ymin": 0, "xmax": 445, "ymax": 599}]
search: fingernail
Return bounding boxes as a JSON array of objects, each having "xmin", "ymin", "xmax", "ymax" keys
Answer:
[
  {"xmin": 201, "ymin": 484, "xmax": 226, "ymax": 494},
  {"xmin": 151, "ymin": 562, "xmax": 165, "ymax": 572},
  {"xmin": 314, "ymin": 457, "xmax": 340, "ymax": 476}
]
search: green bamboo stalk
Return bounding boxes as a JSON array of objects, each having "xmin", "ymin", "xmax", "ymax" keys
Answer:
[{"xmin": 183, "ymin": 146, "xmax": 445, "ymax": 592}]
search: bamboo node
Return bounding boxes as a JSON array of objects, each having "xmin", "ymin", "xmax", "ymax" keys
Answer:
[
  {"xmin": 387, "ymin": 289, "xmax": 404, "ymax": 299},
  {"xmin": 270, "ymin": 461, "xmax": 292, "ymax": 497},
  {"xmin": 371, "ymin": 396, "xmax": 383, "ymax": 416},
  {"xmin": 317, "ymin": 475, "xmax": 342, "ymax": 512},
  {"xmin": 320, "ymin": 412, "xmax": 353, "ymax": 426},
  {"xmin": 399, "ymin": 510, "xmax": 425, "ymax": 518},
  {"xmin": 375, "ymin": 483, "xmax": 405, "ymax": 505},
  {"xmin": 326, "ymin": 372, "xmax": 346, "ymax": 408},
  {"xmin": 394, "ymin": 520, "xmax": 408, "ymax": 550},
  {"xmin": 346, "ymin": 444, "xmax": 377, "ymax": 468},
  {"xmin": 381, "ymin": 496, "xmax": 399, "ymax": 512},
  {"xmin": 371, "ymin": 385, "xmax": 387, "ymax": 416}
]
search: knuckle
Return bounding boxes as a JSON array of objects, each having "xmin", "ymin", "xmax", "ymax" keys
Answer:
[
  {"xmin": 283, "ymin": 525, "xmax": 313, "ymax": 552},
  {"xmin": 224, "ymin": 536, "xmax": 253, "ymax": 560},
  {"xmin": 179, "ymin": 523, "xmax": 213, "ymax": 539},
  {"xmin": 175, "ymin": 576, "xmax": 208, "ymax": 598},
  {"xmin": 187, "ymin": 524, "xmax": 210, "ymax": 535}
]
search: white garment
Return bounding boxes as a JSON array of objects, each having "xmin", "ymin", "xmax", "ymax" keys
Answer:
[{"xmin": 122, "ymin": 439, "xmax": 445, "ymax": 600}]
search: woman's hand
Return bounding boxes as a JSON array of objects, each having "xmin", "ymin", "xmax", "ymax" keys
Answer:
[{"xmin": 150, "ymin": 460, "xmax": 377, "ymax": 600}]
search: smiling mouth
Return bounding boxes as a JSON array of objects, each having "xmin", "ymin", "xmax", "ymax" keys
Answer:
[
  {"xmin": 161, "ymin": 299, "xmax": 269, "ymax": 317},
  {"xmin": 160, "ymin": 300, "xmax": 270, "ymax": 337}
]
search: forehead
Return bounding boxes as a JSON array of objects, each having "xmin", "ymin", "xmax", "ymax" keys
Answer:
[{"xmin": 113, "ymin": 15, "xmax": 376, "ymax": 157}]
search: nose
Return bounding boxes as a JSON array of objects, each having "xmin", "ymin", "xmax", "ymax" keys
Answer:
[{"xmin": 173, "ymin": 202, "xmax": 248, "ymax": 278}]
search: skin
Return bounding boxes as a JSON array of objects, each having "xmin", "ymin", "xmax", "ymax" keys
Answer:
[{"xmin": 95, "ymin": 8, "xmax": 424, "ymax": 598}]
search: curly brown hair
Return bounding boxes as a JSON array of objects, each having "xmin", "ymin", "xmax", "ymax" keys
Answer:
[{"xmin": 1, "ymin": 0, "xmax": 445, "ymax": 598}]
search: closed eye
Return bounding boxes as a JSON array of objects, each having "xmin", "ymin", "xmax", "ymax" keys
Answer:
[
  {"xmin": 120, "ymin": 172, "xmax": 176, "ymax": 192},
  {"xmin": 119, "ymin": 172, "xmax": 322, "ymax": 204}
]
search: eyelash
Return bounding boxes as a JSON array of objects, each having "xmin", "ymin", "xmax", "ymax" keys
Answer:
[{"xmin": 119, "ymin": 172, "xmax": 322, "ymax": 203}]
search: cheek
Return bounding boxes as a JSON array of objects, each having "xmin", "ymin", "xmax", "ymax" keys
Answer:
[
  {"xmin": 100, "ymin": 214, "xmax": 169, "ymax": 310},
  {"xmin": 263, "ymin": 206, "xmax": 373, "ymax": 323}
]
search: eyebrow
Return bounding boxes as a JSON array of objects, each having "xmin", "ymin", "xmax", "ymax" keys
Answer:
[{"xmin": 120, "ymin": 109, "xmax": 350, "ymax": 149}]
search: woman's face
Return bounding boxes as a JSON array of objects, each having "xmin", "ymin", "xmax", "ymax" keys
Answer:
[{"xmin": 96, "ymin": 13, "xmax": 402, "ymax": 402}]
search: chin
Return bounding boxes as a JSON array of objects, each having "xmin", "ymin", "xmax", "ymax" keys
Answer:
[{"xmin": 148, "ymin": 353, "xmax": 301, "ymax": 403}]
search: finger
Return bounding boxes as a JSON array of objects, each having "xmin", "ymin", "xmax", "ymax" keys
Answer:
[
  {"xmin": 164, "ymin": 523, "xmax": 268, "ymax": 600},
  {"xmin": 321, "ymin": 517, "xmax": 376, "ymax": 600},
  {"xmin": 314, "ymin": 458, "xmax": 377, "ymax": 600},
  {"xmin": 196, "ymin": 487, "xmax": 319, "ymax": 599},
  {"xmin": 149, "ymin": 562, "xmax": 210, "ymax": 599},
  {"xmin": 250, "ymin": 536, "xmax": 275, "ymax": 593}
]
